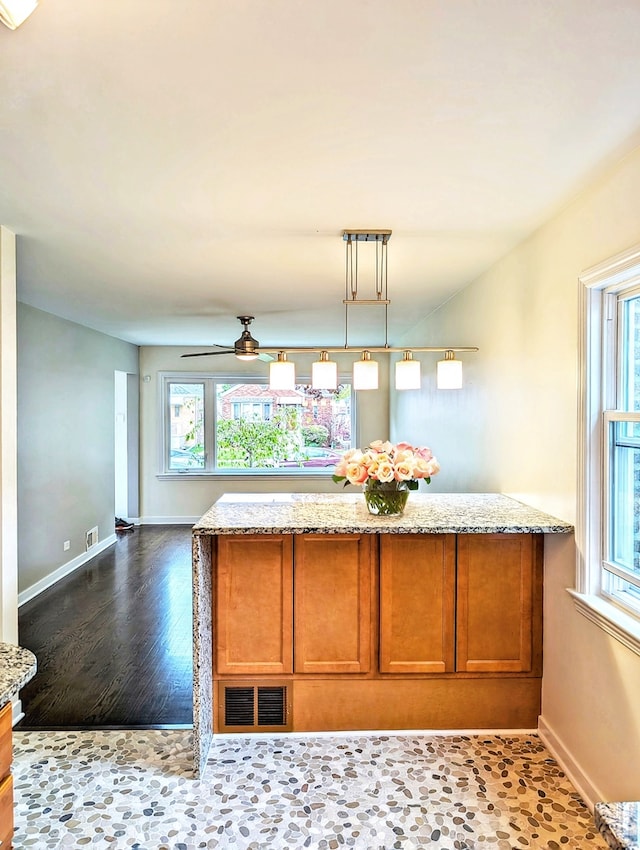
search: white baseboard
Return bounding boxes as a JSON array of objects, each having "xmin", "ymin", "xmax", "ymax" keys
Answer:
[
  {"xmin": 137, "ymin": 516, "xmax": 200, "ymax": 525},
  {"xmin": 11, "ymin": 698, "xmax": 23, "ymax": 726},
  {"xmin": 18, "ymin": 533, "xmax": 117, "ymax": 606},
  {"xmin": 538, "ymin": 715, "xmax": 603, "ymax": 811}
]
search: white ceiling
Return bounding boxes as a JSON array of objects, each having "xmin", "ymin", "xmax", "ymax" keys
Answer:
[{"xmin": 2, "ymin": 0, "xmax": 640, "ymax": 349}]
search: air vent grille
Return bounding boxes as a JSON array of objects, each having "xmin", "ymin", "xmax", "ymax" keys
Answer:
[
  {"xmin": 224, "ymin": 687, "xmax": 254, "ymax": 726},
  {"xmin": 257, "ymin": 686, "xmax": 286, "ymax": 726},
  {"xmin": 219, "ymin": 682, "xmax": 291, "ymax": 731}
]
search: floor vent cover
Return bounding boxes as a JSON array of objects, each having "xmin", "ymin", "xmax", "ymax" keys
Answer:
[{"xmin": 219, "ymin": 682, "xmax": 291, "ymax": 732}]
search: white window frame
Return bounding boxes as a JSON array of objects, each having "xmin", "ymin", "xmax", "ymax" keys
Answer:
[
  {"xmin": 571, "ymin": 242, "xmax": 640, "ymax": 655},
  {"xmin": 157, "ymin": 372, "xmax": 356, "ymax": 478}
]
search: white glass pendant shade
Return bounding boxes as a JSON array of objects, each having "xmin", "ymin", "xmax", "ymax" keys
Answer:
[
  {"xmin": 269, "ymin": 353, "xmax": 296, "ymax": 390},
  {"xmin": 395, "ymin": 351, "xmax": 421, "ymax": 390},
  {"xmin": 0, "ymin": 0, "xmax": 37, "ymax": 29},
  {"xmin": 353, "ymin": 351, "xmax": 379, "ymax": 390},
  {"xmin": 312, "ymin": 351, "xmax": 338, "ymax": 390},
  {"xmin": 437, "ymin": 351, "xmax": 463, "ymax": 389}
]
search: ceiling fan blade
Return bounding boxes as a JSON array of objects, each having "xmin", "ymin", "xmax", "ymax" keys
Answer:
[
  {"xmin": 181, "ymin": 349, "xmax": 234, "ymax": 358},
  {"xmin": 258, "ymin": 352, "xmax": 275, "ymax": 362}
]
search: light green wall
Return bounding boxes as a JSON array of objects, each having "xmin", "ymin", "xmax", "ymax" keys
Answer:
[
  {"xmin": 17, "ymin": 304, "xmax": 139, "ymax": 594},
  {"xmin": 390, "ymin": 144, "xmax": 640, "ymax": 801},
  {"xmin": 138, "ymin": 347, "xmax": 390, "ymax": 520}
]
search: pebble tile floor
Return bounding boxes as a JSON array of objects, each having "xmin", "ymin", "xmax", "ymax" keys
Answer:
[{"xmin": 12, "ymin": 730, "xmax": 608, "ymax": 850}]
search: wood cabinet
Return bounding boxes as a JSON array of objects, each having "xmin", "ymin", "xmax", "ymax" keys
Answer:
[
  {"xmin": 456, "ymin": 534, "xmax": 542, "ymax": 674},
  {"xmin": 379, "ymin": 534, "xmax": 456, "ymax": 673},
  {"xmin": 213, "ymin": 531, "xmax": 544, "ymax": 732},
  {"xmin": 0, "ymin": 701, "xmax": 13, "ymax": 849},
  {"xmin": 294, "ymin": 534, "xmax": 373, "ymax": 674},
  {"xmin": 216, "ymin": 535, "xmax": 293, "ymax": 675}
]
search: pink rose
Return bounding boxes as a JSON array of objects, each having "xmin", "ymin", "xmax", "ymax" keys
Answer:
[
  {"xmin": 346, "ymin": 462, "xmax": 369, "ymax": 485},
  {"xmin": 369, "ymin": 440, "xmax": 393, "ymax": 454},
  {"xmin": 395, "ymin": 441, "xmax": 414, "ymax": 452},
  {"xmin": 415, "ymin": 446, "xmax": 434, "ymax": 461},
  {"xmin": 394, "ymin": 461, "xmax": 414, "ymax": 481},
  {"xmin": 334, "ymin": 458, "xmax": 349, "ymax": 477},
  {"xmin": 375, "ymin": 460, "xmax": 395, "ymax": 483}
]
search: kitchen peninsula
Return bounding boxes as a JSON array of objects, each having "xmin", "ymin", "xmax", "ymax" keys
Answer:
[
  {"xmin": 191, "ymin": 493, "xmax": 573, "ymax": 776},
  {"xmin": 0, "ymin": 642, "xmax": 37, "ymax": 846}
]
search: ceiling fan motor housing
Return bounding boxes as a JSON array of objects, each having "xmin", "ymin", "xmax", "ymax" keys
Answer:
[{"xmin": 234, "ymin": 315, "xmax": 259, "ymax": 355}]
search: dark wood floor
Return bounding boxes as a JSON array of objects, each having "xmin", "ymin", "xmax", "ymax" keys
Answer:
[{"xmin": 16, "ymin": 525, "xmax": 193, "ymax": 728}]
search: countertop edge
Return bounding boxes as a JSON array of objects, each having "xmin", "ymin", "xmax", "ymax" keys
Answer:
[{"xmin": 0, "ymin": 643, "xmax": 37, "ymax": 708}]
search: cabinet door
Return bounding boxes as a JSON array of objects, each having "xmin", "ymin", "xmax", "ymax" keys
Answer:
[
  {"xmin": 456, "ymin": 534, "xmax": 542, "ymax": 674},
  {"xmin": 379, "ymin": 535, "xmax": 456, "ymax": 673},
  {"xmin": 294, "ymin": 534, "xmax": 373, "ymax": 674},
  {"xmin": 216, "ymin": 535, "xmax": 293, "ymax": 675}
]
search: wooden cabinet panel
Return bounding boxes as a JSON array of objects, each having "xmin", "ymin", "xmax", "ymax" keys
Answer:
[
  {"xmin": 0, "ymin": 702, "xmax": 11, "ymax": 782},
  {"xmin": 216, "ymin": 535, "xmax": 293, "ymax": 675},
  {"xmin": 456, "ymin": 534, "xmax": 542, "ymax": 673},
  {"xmin": 0, "ymin": 774, "xmax": 13, "ymax": 849},
  {"xmin": 294, "ymin": 534, "xmax": 373, "ymax": 674},
  {"xmin": 379, "ymin": 535, "xmax": 456, "ymax": 673}
]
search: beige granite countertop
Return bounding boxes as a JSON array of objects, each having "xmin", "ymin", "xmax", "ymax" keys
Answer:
[
  {"xmin": 0, "ymin": 642, "xmax": 37, "ymax": 707},
  {"xmin": 193, "ymin": 492, "xmax": 573, "ymax": 535}
]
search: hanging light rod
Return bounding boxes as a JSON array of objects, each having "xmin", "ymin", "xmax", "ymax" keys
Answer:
[{"xmin": 255, "ymin": 345, "xmax": 479, "ymax": 354}]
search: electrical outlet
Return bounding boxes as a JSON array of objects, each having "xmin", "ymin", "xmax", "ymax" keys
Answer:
[
  {"xmin": 63, "ymin": 540, "xmax": 70, "ymax": 551},
  {"xmin": 85, "ymin": 527, "xmax": 99, "ymax": 550}
]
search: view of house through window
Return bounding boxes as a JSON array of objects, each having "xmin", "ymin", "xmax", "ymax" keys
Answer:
[{"xmin": 164, "ymin": 377, "xmax": 352, "ymax": 473}]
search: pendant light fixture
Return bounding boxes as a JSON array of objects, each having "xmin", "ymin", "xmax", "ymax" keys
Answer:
[
  {"xmin": 395, "ymin": 350, "xmax": 421, "ymax": 390},
  {"xmin": 437, "ymin": 350, "xmax": 463, "ymax": 389},
  {"xmin": 0, "ymin": 0, "xmax": 37, "ymax": 29},
  {"xmin": 352, "ymin": 350, "xmax": 379, "ymax": 390},
  {"xmin": 182, "ymin": 231, "xmax": 479, "ymax": 386},
  {"xmin": 269, "ymin": 352, "xmax": 295, "ymax": 390},
  {"xmin": 311, "ymin": 351, "xmax": 338, "ymax": 390}
]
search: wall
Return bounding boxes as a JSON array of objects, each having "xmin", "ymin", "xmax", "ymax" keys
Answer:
[
  {"xmin": 0, "ymin": 228, "xmax": 18, "ymax": 643},
  {"xmin": 138, "ymin": 347, "xmax": 390, "ymax": 521},
  {"xmin": 17, "ymin": 304, "xmax": 139, "ymax": 596},
  {"xmin": 391, "ymin": 144, "xmax": 640, "ymax": 802}
]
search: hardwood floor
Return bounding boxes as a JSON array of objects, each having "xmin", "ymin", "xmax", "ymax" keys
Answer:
[{"xmin": 16, "ymin": 525, "xmax": 193, "ymax": 728}]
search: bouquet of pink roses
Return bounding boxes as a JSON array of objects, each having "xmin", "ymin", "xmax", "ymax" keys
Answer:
[{"xmin": 332, "ymin": 439, "xmax": 440, "ymax": 490}]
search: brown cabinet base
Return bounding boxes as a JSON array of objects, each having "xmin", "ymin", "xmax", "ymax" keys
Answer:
[
  {"xmin": 212, "ymin": 532, "xmax": 543, "ymax": 735},
  {"xmin": 215, "ymin": 677, "xmax": 541, "ymax": 733},
  {"xmin": 292, "ymin": 677, "xmax": 541, "ymax": 731}
]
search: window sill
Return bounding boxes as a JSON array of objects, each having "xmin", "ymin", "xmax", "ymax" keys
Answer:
[
  {"xmin": 156, "ymin": 470, "xmax": 338, "ymax": 481},
  {"xmin": 567, "ymin": 589, "xmax": 640, "ymax": 657}
]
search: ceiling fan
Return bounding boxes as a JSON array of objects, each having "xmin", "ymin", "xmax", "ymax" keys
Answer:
[{"xmin": 181, "ymin": 315, "xmax": 275, "ymax": 362}]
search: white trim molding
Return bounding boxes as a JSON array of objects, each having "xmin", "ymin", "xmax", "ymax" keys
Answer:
[
  {"xmin": 567, "ymin": 589, "xmax": 640, "ymax": 657},
  {"xmin": 538, "ymin": 715, "xmax": 604, "ymax": 812},
  {"xmin": 137, "ymin": 516, "xmax": 200, "ymax": 525},
  {"xmin": 18, "ymin": 533, "xmax": 117, "ymax": 606},
  {"xmin": 574, "ymin": 242, "xmax": 640, "ymax": 645}
]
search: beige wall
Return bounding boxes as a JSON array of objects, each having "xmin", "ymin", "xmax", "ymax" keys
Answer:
[
  {"xmin": 390, "ymin": 145, "xmax": 640, "ymax": 801},
  {"xmin": 138, "ymin": 348, "xmax": 390, "ymax": 521}
]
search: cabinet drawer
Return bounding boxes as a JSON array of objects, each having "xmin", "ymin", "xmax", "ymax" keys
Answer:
[
  {"xmin": 0, "ymin": 773, "xmax": 13, "ymax": 849},
  {"xmin": 0, "ymin": 702, "xmax": 11, "ymax": 780}
]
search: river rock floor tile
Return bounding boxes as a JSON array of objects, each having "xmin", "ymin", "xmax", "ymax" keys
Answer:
[{"xmin": 12, "ymin": 730, "xmax": 607, "ymax": 850}]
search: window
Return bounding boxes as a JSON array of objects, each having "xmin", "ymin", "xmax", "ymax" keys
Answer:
[
  {"xmin": 160, "ymin": 375, "xmax": 353, "ymax": 475},
  {"xmin": 602, "ymin": 291, "xmax": 640, "ymax": 614},
  {"xmin": 575, "ymin": 244, "xmax": 640, "ymax": 654}
]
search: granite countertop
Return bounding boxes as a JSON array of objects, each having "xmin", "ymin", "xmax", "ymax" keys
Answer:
[
  {"xmin": 0, "ymin": 642, "xmax": 37, "ymax": 707},
  {"xmin": 193, "ymin": 492, "xmax": 574, "ymax": 535},
  {"xmin": 596, "ymin": 802, "xmax": 640, "ymax": 850}
]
